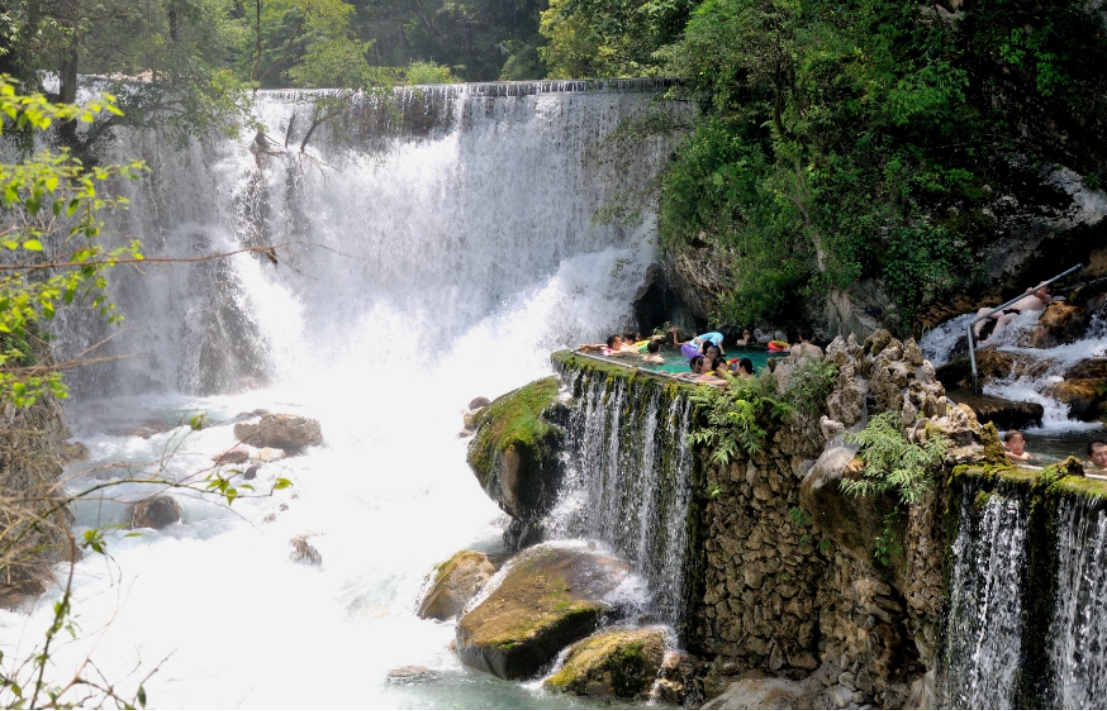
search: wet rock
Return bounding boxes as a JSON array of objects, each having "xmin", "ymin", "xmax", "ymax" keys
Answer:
[
  {"xmin": 417, "ymin": 549, "xmax": 496, "ymax": 621},
  {"xmin": 463, "ymin": 409, "xmax": 480, "ymax": 430},
  {"xmin": 457, "ymin": 429, "xmax": 473, "ymax": 439},
  {"xmin": 455, "ymin": 544, "xmax": 630, "ymax": 680},
  {"xmin": 121, "ymin": 420, "xmax": 174, "ymax": 439},
  {"xmin": 130, "ymin": 496, "xmax": 181, "ymax": 530},
  {"xmin": 651, "ymin": 651, "xmax": 703, "ymax": 707},
  {"xmin": 701, "ymin": 674, "xmax": 809, "ymax": 710},
  {"xmin": 935, "ymin": 348, "xmax": 1048, "ymax": 390},
  {"xmin": 59, "ymin": 441, "xmax": 89, "ymax": 462},
  {"xmin": 466, "ymin": 378, "xmax": 565, "ymax": 549},
  {"xmin": 1065, "ymin": 358, "xmax": 1107, "ymax": 380},
  {"xmin": 386, "ymin": 666, "xmax": 437, "ymax": 684},
  {"xmin": 800, "ymin": 446, "xmax": 903, "ymax": 583},
  {"xmin": 1045, "ymin": 379, "xmax": 1106, "ymax": 421},
  {"xmin": 213, "ymin": 446, "xmax": 250, "ymax": 464},
  {"xmin": 244, "ymin": 465, "xmax": 259, "ymax": 480},
  {"xmin": 827, "ymin": 684, "xmax": 854, "ymax": 708},
  {"xmin": 544, "ymin": 627, "xmax": 666, "ymax": 699},
  {"xmin": 234, "ymin": 414, "xmax": 322, "ymax": 450},
  {"xmin": 254, "ymin": 447, "xmax": 286, "ymax": 462},
  {"xmin": 289, "ymin": 534, "xmax": 322, "ymax": 566},
  {"xmin": 950, "ymin": 390, "xmax": 1044, "ymax": 430},
  {"xmin": 468, "ymin": 397, "xmax": 491, "ymax": 410}
]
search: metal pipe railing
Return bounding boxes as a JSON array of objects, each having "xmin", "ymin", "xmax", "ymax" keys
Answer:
[{"xmin": 968, "ymin": 263, "xmax": 1084, "ymax": 393}]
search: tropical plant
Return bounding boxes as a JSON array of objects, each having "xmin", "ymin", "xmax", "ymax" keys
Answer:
[
  {"xmin": 687, "ymin": 370, "xmax": 790, "ymax": 464},
  {"xmin": 840, "ymin": 411, "xmax": 947, "ymax": 505}
]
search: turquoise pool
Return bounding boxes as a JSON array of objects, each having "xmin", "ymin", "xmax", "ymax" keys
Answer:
[{"xmin": 582, "ymin": 344, "xmax": 774, "ymax": 377}]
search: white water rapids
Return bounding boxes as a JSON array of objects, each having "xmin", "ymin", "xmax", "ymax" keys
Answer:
[{"xmin": 0, "ymin": 82, "xmax": 690, "ymax": 707}]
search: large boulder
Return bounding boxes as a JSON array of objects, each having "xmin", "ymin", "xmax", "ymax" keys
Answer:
[
  {"xmin": 130, "ymin": 495, "xmax": 181, "ymax": 530},
  {"xmin": 455, "ymin": 544, "xmax": 631, "ymax": 680},
  {"xmin": 234, "ymin": 414, "xmax": 322, "ymax": 450},
  {"xmin": 800, "ymin": 445, "xmax": 904, "ymax": 584},
  {"xmin": 1044, "ymin": 379, "xmax": 1106, "ymax": 421},
  {"xmin": 950, "ymin": 391, "xmax": 1044, "ymax": 430},
  {"xmin": 417, "ymin": 549, "xmax": 496, "ymax": 621},
  {"xmin": 544, "ymin": 627, "xmax": 667, "ymax": 699},
  {"xmin": 466, "ymin": 378, "xmax": 566, "ymax": 549},
  {"xmin": 935, "ymin": 348, "xmax": 1049, "ymax": 390}
]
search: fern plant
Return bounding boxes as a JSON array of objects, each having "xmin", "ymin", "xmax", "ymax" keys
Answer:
[
  {"xmin": 687, "ymin": 372, "xmax": 791, "ymax": 465},
  {"xmin": 840, "ymin": 411, "xmax": 947, "ymax": 505}
]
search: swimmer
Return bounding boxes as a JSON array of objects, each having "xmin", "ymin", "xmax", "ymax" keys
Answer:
[
  {"xmin": 790, "ymin": 331, "xmax": 824, "ymax": 359},
  {"xmin": 1004, "ymin": 430, "xmax": 1034, "ymax": 464},
  {"xmin": 735, "ymin": 329, "xmax": 753, "ymax": 346},
  {"xmin": 671, "ymin": 326, "xmax": 726, "ymax": 359},
  {"xmin": 579, "ymin": 334, "xmax": 638, "ymax": 356},
  {"xmin": 1087, "ymin": 440, "xmax": 1107, "ymax": 472},
  {"xmin": 642, "ymin": 340, "xmax": 664, "ymax": 364},
  {"xmin": 974, "ymin": 282, "xmax": 1052, "ymax": 344},
  {"xmin": 678, "ymin": 355, "xmax": 727, "ymax": 384},
  {"xmin": 730, "ymin": 357, "xmax": 755, "ymax": 377}
]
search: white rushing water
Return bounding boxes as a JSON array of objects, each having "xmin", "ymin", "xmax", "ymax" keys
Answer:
[
  {"xmin": 940, "ymin": 485, "xmax": 1028, "ymax": 709},
  {"xmin": 0, "ymin": 82, "xmax": 691, "ymax": 708},
  {"xmin": 921, "ymin": 307, "xmax": 1107, "ymax": 433}
]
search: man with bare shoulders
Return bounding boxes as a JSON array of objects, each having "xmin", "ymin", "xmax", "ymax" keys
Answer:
[
  {"xmin": 1088, "ymin": 440, "xmax": 1107, "ymax": 473},
  {"xmin": 974, "ymin": 283, "xmax": 1052, "ymax": 344}
]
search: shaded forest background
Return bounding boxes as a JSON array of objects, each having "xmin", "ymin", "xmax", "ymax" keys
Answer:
[{"xmin": 2, "ymin": 0, "xmax": 1105, "ymax": 334}]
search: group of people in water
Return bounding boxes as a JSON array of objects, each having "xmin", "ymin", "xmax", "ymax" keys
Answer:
[
  {"xmin": 578, "ymin": 326, "xmax": 821, "ymax": 385},
  {"xmin": 1003, "ymin": 430, "xmax": 1107, "ymax": 474}
]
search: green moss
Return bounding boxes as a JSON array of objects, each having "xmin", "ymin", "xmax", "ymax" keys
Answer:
[
  {"xmin": 467, "ymin": 377, "xmax": 561, "ymax": 481},
  {"xmin": 544, "ymin": 628, "xmax": 666, "ymax": 698}
]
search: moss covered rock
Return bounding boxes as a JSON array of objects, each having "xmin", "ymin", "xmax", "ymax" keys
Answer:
[
  {"xmin": 544, "ymin": 627, "xmax": 667, "ymax": 699},
  {"xmin": 455, "ymin": 544, "xmax": 630, "ymax": 680},
  {"xmin": 466, "ymin": 378, "xmax": 565, "ymax": 547},
  {"xmin": 417, "ymin": 549, "xmax": 496, "ymax": 621}
]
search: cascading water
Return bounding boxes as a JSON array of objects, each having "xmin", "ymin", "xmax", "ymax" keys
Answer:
[
  {"xmin": 921, "ymin": 307, "xmax": 1107, "ymax": 433},
  {"xmin": 545, "ymin": 366, "xmax": 696, "ymax": 629},
  {"xmin": 1049, "ymin": 495, "xmax": 1107, "ymax": 708},
  {"xmin": 1, "ymin": 81, "xmax": 692, "ymax": 707},
  {"xmin": 940, "ymin": 483, "xmax": 1029, "ymax": 709}
]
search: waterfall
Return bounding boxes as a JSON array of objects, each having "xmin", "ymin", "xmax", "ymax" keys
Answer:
[
  {"xmin": 57, "ymin": 82, "xmax": 692, "ymax": 402},
  {"xmin": 5, "ymin": 82, "xmax": 697, "ymax": 708},
  {"xmin": 545, "ymin": 365, "xmax": 697, "ymax": 630},
  {"xmin": 1050, "ymin": 496, "xmax": 1107, "ymax": 708},
  {"xmin": 940, "ymin": 482, "xmax": 1029, "ymax": 709}
]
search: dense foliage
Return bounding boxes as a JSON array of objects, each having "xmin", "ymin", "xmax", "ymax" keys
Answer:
[
  {"xmin": 841, "ymin": 411, "xmax": 947, "ymax": 505},
  {"xmin": 3, "ymin": 0, "xmax": 1105, "ymax": 329},
  {"xmin": 657, "ymin": 0, "xmax": 1107, "ymax": 329}
]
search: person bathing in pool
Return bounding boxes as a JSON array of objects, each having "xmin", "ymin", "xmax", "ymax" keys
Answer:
[
  {"xmin": 974, "ymin": 283, "xmax": 1052, "ymax": 344},
  {"xmin": 730, "ymin": 357, "xmax": 755, "ymax": 377},
  {"xmin": 1003, "ymin": 430, "xmax": 1035, "ymax": 464},
  {"xmin": 678, "ymin": 355, "xmax": 727, "ymax": 384},
  {"xmin": 642, "ymin": 340, "xmax": 664, "ymax": 364},
  {"xmin": 579, "ymin": 334, "xmax": 638, "ymax": 356},
  {"xmin": 670, "ymin": 326, "xmax": 726, "ymax": 359}
]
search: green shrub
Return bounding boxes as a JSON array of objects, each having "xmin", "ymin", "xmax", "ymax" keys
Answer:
[{"xmin": 841, "ymin": 411, "xmax": 947, "ymax": 505}]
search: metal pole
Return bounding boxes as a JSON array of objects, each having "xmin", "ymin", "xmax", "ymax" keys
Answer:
[{"xmin": 968, "ymin": 263, "xmax": 1083, "ymax": 394}]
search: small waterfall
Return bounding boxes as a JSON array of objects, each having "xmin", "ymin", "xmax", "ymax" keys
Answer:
[
  {"xmin": 1049, "ymin": 495, "xmax": 1107, "ymax": 708},
  {"xmin": 545, "ymin": 365, "xmax": 696, "ymax": 628},
  {"xmin": 940, "ymin": 482, "xmax": 1029, "ymax": 708}
]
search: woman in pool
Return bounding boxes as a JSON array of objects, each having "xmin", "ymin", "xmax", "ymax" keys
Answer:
[
  {"xmin": 735, "ymin": 329, "xmax": 753, "ymax": 346},
  {"xmin": 678, "ymin": 355, "xmax": 727, "ymax": 384},
  {"xmin": 730, "ymin": 357, "xmax": 755, "ymax": 377},
  {"xmin": 671, "ymin": 327, "xmax": 726, "ymax": 359}
]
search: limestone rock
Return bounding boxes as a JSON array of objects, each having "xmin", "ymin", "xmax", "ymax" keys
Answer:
[
  {"xmin": 234, "ymin": 414, "xmax": 322, "ymax": 450},
  {"xmin": 952, "ymin": 391, "xmax": 1044, "ymax": 430},
  {"xmin": 1044, "ymin": 379, "xmax": 1105, "ymax": 421},
  {"xmin": 59, "ymin": 441, "xmax": 89, "ymax": 462},
  {"xmin": 800, "ymin": 446, "xmax": 904, "ymax": 583},
  {"xmin": 386, "ymin": 666, "xmax": 436, "ymax": 684},
  {"xmin": 468, "ymin": 397, "xmax": 491, "ymax": 410},
  {"xmin": 213, "ymin": 446, "xmax": 250, "ymax": 464},
  {"xmin": 544, "ymin": 627, "xmax": 666, "ymax": 699},
  {"xmin": 255, "ymin": 447, "xmax": 286, "ymax": 462},
  {"xmin": 289, "ymin": 534, "xmax": 322, "ymax": 566},
  {"xmin": 417, "ymin": 549, "xmax": 496, "ymax": 621},
  {"xmin": 466, "ymin": 378, "xmax": 565, "ymax": 549},
  {"xmin": 130, "ymin": 496, "xmax": 181, "ymax": 530},
  {"xmin": 701, "ymin": 674, "xmax": 809, "ymax": 710},
  {"xmin": 455, "ymin": 544, "xmax": 630, "ymax": 680}
]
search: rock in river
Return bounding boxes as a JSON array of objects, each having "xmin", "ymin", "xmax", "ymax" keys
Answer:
[
  {"xmin": 544, "ymin": 627, "xmax": 667, "ymax": 699},
  {"xmin": 130, "ymin": 495, "xmax": 181, "ymax": 530},
  {"xmin": 417, "ymin": 549, "xmax": 496, "ymax": 621},
  {"xmin": 455, "ymin": 544, "xmax": 630, "ymax": 680},
  {"xmin": 234, "ymin": 414, "xmax": 322, "ymax": 451}
]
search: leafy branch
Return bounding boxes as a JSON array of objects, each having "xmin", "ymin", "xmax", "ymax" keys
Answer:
[{"xmin": 840, "ymin": 411, "xmax": 947, "ymax": 505}]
